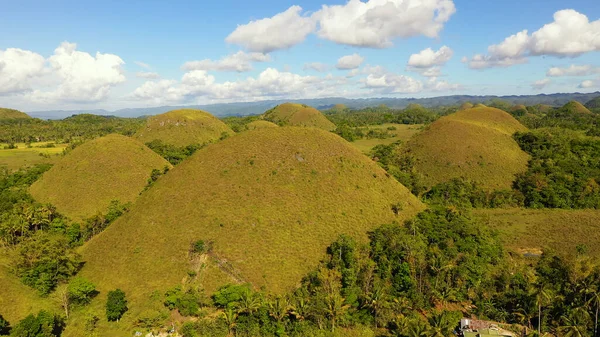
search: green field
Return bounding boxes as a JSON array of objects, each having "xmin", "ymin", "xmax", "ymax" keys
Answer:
[
  {"xmin": 351, "ymin": 123, "xmax": 424, "ymax": 153},
  {"xmin": 0, "ymin": 142, "xmax": 67, "ymax": 170}
]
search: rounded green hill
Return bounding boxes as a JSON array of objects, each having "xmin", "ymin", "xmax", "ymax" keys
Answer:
[
  {"xmin": 402, "ymin": 107, "xmax": 529, "ymax": 190},
  {"xmin": 29, "ymin": 134, "xmax": 171, "ymax": 221},
  {"xmin": 262, "ymin": 103, "xmax": 336, "ymax": 130},
  {"xmin": 80, "ymin": 127, "xmax": 424, "ymax": 303},
  {"xmin": 135, "ymin": 109, "xmax": 234, "ymax": 147},
  {"xmin": 562, "ymin": 100, "xmax": 591, "ymax": 114},
  {"xmin": 246, "ymin": 120, "xmax": 279, "ymax": 130},
  {"xmin": 0, "ymin": 107, "xmax": 31, "ymax": 119}
]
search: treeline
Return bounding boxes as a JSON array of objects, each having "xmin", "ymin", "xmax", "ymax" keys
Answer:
[
  {"xmin": 0, "ymin": 114, "xmax": 144, "ymax": 144},
  {"xmin": 0, "ymin": 165, "xmax": 131, "ymax": 297},
  {"xmin": 325, "ymin": 104, "xmax": 441, "ymax": 128}
]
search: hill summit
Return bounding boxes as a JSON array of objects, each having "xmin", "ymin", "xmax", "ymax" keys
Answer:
[
  {"xmin": 562, "ymin": 100, "xmax": 592, "ymax": 114},
  {"xmin": 80, "ymin": 127, "xmax": 424, "ymax": 303},
  {"xmin": 30, "ymin": 134, "xmax": 171, "ymax": 221},
  {"xmin": 585, "ymin": 97, "xmax": 600, "ymax": 110},
  {"xmin": 135, "ymin": 109, "xmax": 234, "ymax": 147},
  {"xmin": 262, "ymin": 103, "xmax": 336, "ymax": 130},
  {"xmin": 0, "ymin": 108, "xmax": 31, "ymax": 119},
  {"xmin": 402, "ymin": 107, "xmax": 529, "ymax": 190}
]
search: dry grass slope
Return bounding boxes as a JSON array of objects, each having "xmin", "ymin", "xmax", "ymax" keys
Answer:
[
  {"xmin": 29, "ymin": 134, "xmax": 171, "ymax": 221},
  {"xmin": 562, "ymin": 100, "xmax": 591, "ymax": 114},
  {"xmin": 80, "ymin": 127, "xmax": 424, "ymax": 314},
  {"xmin": 135, "ymin": 109, "xmax": 235, "ymax": 147},
  {"xmin": 474, "ymin": 208, "xmax": 600, "ymax": 258},
  {"xmin": 262, "ymin": 103, "xmax": 336, "ymax": 131},
  {"xmin": 458, "ymin": 102, "xmax": 474, "ymax": 111},
  {"xmin": 247, "ymin": 120, "xmax": 279, "ymax": 130},
  {"xmin": 402, "ymin": 107, "xmax": 529, "ymax": 190},
  {"xmin": 0, "ymin": 107, "xmax": 31, "ymax": 119}
]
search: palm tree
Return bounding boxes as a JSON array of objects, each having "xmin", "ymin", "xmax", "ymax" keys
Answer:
[
  {"xmin": 558, "ymin": 307, "xmax": 591, "ymax": 337},
  {"xmin": 590, "ymin": 289, "xmax": 600, "ymax": 337},
  {"xmin": 362, "ymin": 285, "xmax": 390, "ymax": 328},
  {"xmin": 268, "ymin": 295, "xmax": 291, "ymax": 324},
  {"xmin": 535, "ymin": 283, "xmax": 554, "ymax": 336},
  {"xmin": 405, "ymin": 317, "xmax": 429, "ymax": 337},
  {"xmin": 427, "ymin": 310, "xmax": 457, "ymax": 337},
  {"xmin": 236, "ymin": 289, "xmax": 260, "ymax": 316},
  {"xmin": 222, "ymin": 308, "xmax": 238, "ymax": 337}
]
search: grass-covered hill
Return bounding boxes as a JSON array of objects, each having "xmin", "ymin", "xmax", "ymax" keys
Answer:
[
  {"xmin": 262, "ymin": 103, "xmax": 336, "ymax": 130},
  {"xmin": 80, "ymin": 127, "xmax": 424, "ymax": 307},
  {"xmin": 246, "ymin": 120, "xmax": 278, "ymax": 130},
  {"xmin": 135, "ymin": 109, "xmax": 234, "ymax": 147},
  {"xmin": 402, "ymin": 107, "xmax": 529, "ymax": 190},
  {"xmin": 562, "ymin": 100, "xmax": 591, "ymax": 114},
  {"xmin": 29, "ymin": 134, "xmax": 171, "ymax": 221},
  {"xmin": 458, "ymin": 102, "xmax": 474, "ymax": 111},
  {"xmin": 0, "ymin": 107, "xmax": 31, "ymax": 119}
]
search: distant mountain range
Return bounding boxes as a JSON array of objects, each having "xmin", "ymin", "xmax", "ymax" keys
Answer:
[{"xmin": 27, "ymin": 92, "xmax": 600, "ymax": 119}]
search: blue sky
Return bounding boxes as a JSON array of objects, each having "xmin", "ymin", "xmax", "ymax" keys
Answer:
[{"xmin": 0, "ymin": 0, "xmax": 599, "ymax": 112}]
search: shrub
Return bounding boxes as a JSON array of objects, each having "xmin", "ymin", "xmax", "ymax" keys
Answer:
[
  {"xmin": 106, "ymin": 289, "xmax": 128, "ymax": 322},
  {"xmin": 9, "ymin": 310, "xmax": 63, "ymax": 337},
  {"xmin": 67, "ymin": 277, "xmax": 97, "ymax": 305}
]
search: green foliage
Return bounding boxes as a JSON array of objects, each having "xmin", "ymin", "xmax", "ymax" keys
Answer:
[
  {"xmin": 369, "ymin": 142, "xmax": 427, "ymax": 196},
  {"xmin": 0, "ymin": 114, "xmax": 144, "ymax": 144},
  {"xmin": 514, "ymin": 128, "xmax": 600, "ymax": 208},
  {"xmin": 423, "ymin": 178, "xmax": 524, "ymax": 208},
  {"xmin": 0, "ymin": 314, "xmax": 10, "ymax": 335},
  {"xmin": 66, "ymin": 277, "xmax": 97, "ymax": 305},
  {"xmin": 106, "ymin": 289, "xmax": 128, "ymax": 322},
  {"xmin": 9, "ymin": 310, "xmax": 63, "ymax": 337},
  {"xmin": 145, "ymin": 139, "xmax": 204, "ymax": 165},
  {"xmin": 11, "ymin": 233, "xmax": 82, "ymax": 295},
  {"xmin": 164, "ymin": 286, "xmax": 205, "ymax": 316},
  {"xmin": 212, "ymin": 284, "xmax": 252, "ymax": 309},
  {"xmin": 81, "ymin": 200, "xmax": 130, "ymax": 241},
  {"xmin": 325, "ymin": 104, "xmax": 440, "ymax": 127},
  {"xmin": 191, "ymin": 240, "xmax": 207, "ymax": 254}
]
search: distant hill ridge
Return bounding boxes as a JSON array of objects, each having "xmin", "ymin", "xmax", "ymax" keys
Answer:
[{"xmin": 25, "ymin": 92, "xmax": 600, "ymax": 119}]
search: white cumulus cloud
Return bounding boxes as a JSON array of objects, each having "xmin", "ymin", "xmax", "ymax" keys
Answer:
[
  {"xmin": 29, "ymin": 42, "xmax": 126, "ymax": 103},
  {"xmin": 182, "ymin": 51, "xmax": 271, "ymax": 72},
  {"xmin": 315, "ymin": 0, "xmax": 456, "ymax": 48},
  {"xmin": 531, "ymin": 78, "xmax": 551, "ymax": 90},
  {"xmin": 225, "ymin": 6, "xmax": 316, "ymax": 53},
  {"xmin": 579, "ymin": 80, "xmax": 597, "ymax": 89},
  {"xmin": 408, "ymin": 46, "xmax": 453, "ymax": 68},
  {"xmin": 547, "ymin": 64, "xmax": 600, "ymax": 77},
  {"xmin": 465, "ymin": 9, "xmax": 600, "ymax": 69},
  {"xmin": 0, "ymin": 48, "xmax": 46, "ymax": 95},
  {"xmin": 336, "ymin": 53, "xmax": 365, "ymax": 70}
]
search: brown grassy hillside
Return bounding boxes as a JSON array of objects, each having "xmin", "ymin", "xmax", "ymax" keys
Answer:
[
  {"xmin": 562, "ymin": 100, "xmax": 591, "ymax": 114},
  {"xmin": 402, "ymin": 107, "xmax": 529, "ymax": 190},
  {"xmin": 30, "ymin": 134, "xmax": 171, "ymax": 221},
  {"xmin": 0, "ymin": 108, "xmax": 31, "ymax": 119},
  {"xmin": 247, "ymin": 120, "xmax": 279, "ymax": 130},
  {"xmin": 474, "ymin": 208, "xmax": 600, "ymax": 258},
  {"xmin": 458, "ymin": 102, "xmax": 474, "ymax": 111},
  {"xmin": 135, "ymin": 109, "xmax": 234, "ymax": 147},
  {"xmin": 262, "ymin": 103, "xmax": 336, "ymax": 130},
  {"xmin": 80, "ymin": 127, "xmax": 424, "ymax": 308}
]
